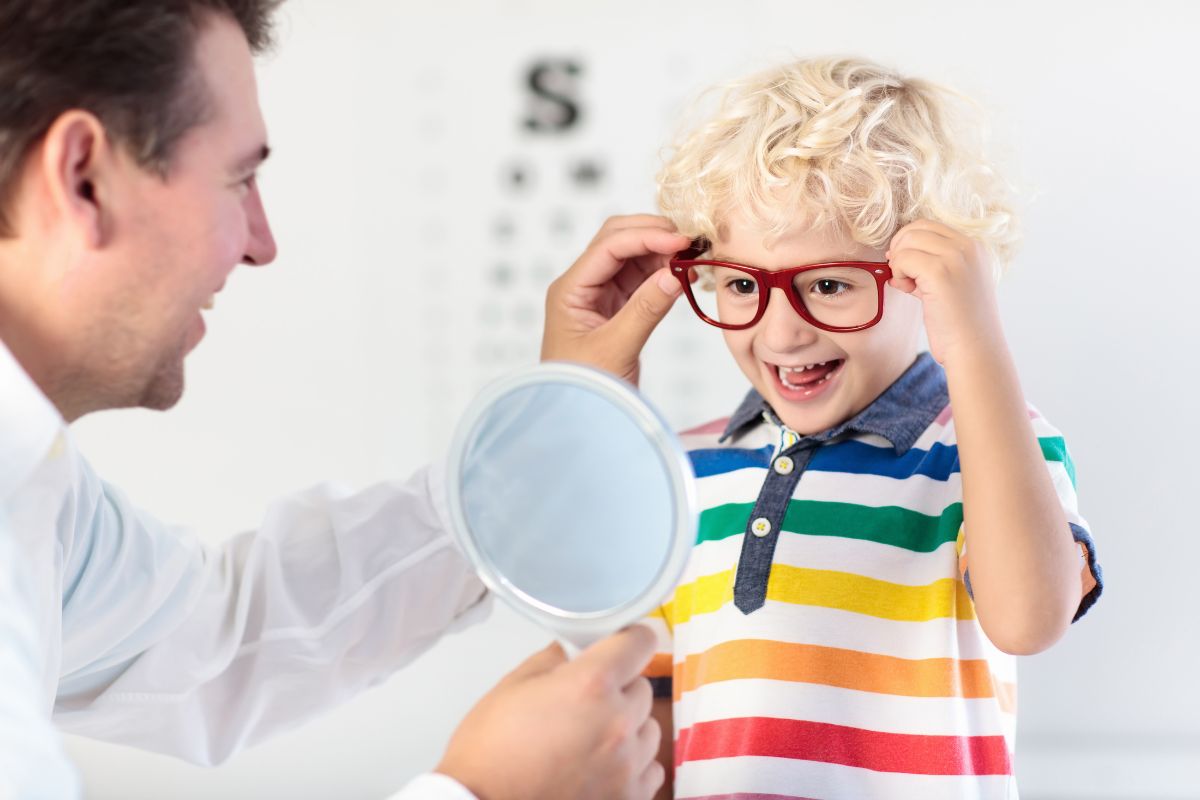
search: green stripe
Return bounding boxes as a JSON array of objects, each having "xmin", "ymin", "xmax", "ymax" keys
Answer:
[
  {"xmin": 698, "ymin": 500, "xmax": 963, "ymax": 553},
  {"xmin": 1038, "ymin": 436, "xmax": 1076, "ymax": 488}
]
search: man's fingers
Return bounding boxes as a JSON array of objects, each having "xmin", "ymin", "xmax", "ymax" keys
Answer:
[
  {"xmin": 573, "ymin": 624, "xmax": 657, "ymax": 688},
  {"xmin": 571, "ymin": 228, "xmax": 691, "ymax": 288},
  {"xmin": 505, "ymin": 640, "xmax": 567, "ymax": 684},
  {"xmin": 621, "ymin": 675, "xmax": 654, "ymax": 722},
  {"xmin": 636, "ymin": 760, "xmax": 667, "ymax": 800},
  {"xmin": 632, "ymin": 705, "xmax": 661, "ymax": 761}
]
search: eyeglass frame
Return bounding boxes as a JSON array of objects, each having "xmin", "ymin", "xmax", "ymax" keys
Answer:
[{"xmin": 668, "ymin": 239, "xmax": 894, "ymax": 333}]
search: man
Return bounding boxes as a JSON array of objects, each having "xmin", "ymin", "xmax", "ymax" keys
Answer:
[{"xmin": 0, "ymin": 1, "xmax": 688, "ymax": 797}]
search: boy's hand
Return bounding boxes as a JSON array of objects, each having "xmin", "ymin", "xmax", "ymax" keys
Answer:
[
  {"xmin": 542, "ymin": 215, "xmax": 689, "ymax": 385},
  {"xmin": 885, "ymin": 219, "xmax": 1005, "ymax": 368}
]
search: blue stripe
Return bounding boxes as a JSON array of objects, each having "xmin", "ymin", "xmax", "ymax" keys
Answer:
[
  {"xmin": 689, "ymin": 440, "xmax": 962, "ymax": 481},
  {"xmin": 689, "ymin": 446, "xmax": 774, "ymax": 478},
  {"xmin": 809, "ymin": 440, "xmax": 961, "ymax": 480}
]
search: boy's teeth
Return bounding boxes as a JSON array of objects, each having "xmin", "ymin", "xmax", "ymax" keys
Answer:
[
  {"xmin": 777, "ymin": 361, "xmax": 838, "ymax": 391},
  {"xmin": 202, "ymin": 295, "xmax": 215, "ymax": 310},
  {"xmin": 778, "ymin": 361, "xmax": 827, "ymax": 374}
]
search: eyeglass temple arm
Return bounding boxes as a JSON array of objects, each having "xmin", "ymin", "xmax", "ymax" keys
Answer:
[{"xmin": 674, "ymin": 237, "xmax": 711, "ymax": 261}]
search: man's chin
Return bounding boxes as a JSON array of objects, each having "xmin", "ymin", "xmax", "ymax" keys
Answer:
[{"xmin": 138, "ymin": 360, "xmax": 185, "ymax": 410}]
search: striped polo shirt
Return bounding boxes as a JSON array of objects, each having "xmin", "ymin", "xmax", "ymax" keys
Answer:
[{"xmin": 644, "ymin": 352, "xmax": 1103, "ymax": 800}]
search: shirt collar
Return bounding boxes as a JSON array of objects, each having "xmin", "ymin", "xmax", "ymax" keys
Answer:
[
  {"xmin": 719, "ymin": 352, "xmax": 948, "ymax": 454},
  {"xmin": 0, "ymin": 338, "xmax": 65, "ymax": 500}
]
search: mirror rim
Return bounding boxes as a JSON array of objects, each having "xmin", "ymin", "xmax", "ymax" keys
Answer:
[{"xmin": 445, "ymin": 361, "xmax": 697, "ymax": 644}]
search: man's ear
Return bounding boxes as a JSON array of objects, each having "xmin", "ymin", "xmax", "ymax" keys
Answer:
[{"xmin": 39, "ymin": 110, "xmax": 116, "ymax": 249}]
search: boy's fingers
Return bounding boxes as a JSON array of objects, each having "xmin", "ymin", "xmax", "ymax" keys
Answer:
[
  {"xmin": 890, "ymin": 220, "xmax": 961, "ymax": 256},
  {"xmin": 571, "ymin": 625, "xmax": 657, "ymax": 689},
  {"xmin": 900, "ymin": 218, "xmax": 958, "ymax": 238},
  {"xmin": 570, "ymin": 228, "xmax": 691, "ymax": 288},
  {"xmin": 890, "ymin": 229, "xmax": 957, "ymax": 259},
  {"xmin": 604, "ymin": 267, "xmax": 684, "ymax": 357},
  {"xmin": 596, "ymin": 215, "xmax": 679, "ymax": 237}
]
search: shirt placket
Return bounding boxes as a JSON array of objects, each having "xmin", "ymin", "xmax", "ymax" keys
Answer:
[{"xmin": 733, "ymin": 421, "xmax": 817, "ymax": 615}]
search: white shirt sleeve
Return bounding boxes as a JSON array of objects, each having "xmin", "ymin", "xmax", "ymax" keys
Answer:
[
  {"xmin": 387, "ymin": 773, "xmax": 478, "ymax": 800},
  {"xmin": 51, "ymin": 446, "xmax": 490, "ymax": 766},
  {"xmin": 0, "ymin": 342, "xmax": 81, "ymax": 798},
  {"xmin": 0, "ymin": 510, "xmax": 81, "ymax": 800}
]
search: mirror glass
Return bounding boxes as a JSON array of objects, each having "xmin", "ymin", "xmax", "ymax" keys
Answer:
[{"xmin": 447, "ymin": 363, "xmax": 695, "ymax": 646}]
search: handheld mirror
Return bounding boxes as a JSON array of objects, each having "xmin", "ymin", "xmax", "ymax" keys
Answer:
[{"xmin": 446, "ymin": 362, "xmax": 697, "ymax": 651}]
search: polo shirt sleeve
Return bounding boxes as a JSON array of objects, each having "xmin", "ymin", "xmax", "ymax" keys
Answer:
[
  {"xmin": 641, "ymin": 605, "xmax": 674, "ymax": 700},
  {"xmin": 957, "ymin": 411, "xmax": 1103, "ymax": 622}
]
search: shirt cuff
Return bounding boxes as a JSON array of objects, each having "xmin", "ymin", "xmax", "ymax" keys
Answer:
[{"xmin": 386, "ymin": 772, "xmax": 478, "ymax": 800}]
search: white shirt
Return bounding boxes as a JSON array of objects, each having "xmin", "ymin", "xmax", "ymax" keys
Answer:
[{"xmin": 0, "ymin": 340, "xmax": 488, "ymax": 799}]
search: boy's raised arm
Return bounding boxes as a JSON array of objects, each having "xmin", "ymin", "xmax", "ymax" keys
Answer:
[
  {"xmin": 541, "ymin": 214, "xmax": 688, "ymax": 385},
  {"xmin": 887, "ymin": 219, "xmax": 1086, "ymax": 655}
]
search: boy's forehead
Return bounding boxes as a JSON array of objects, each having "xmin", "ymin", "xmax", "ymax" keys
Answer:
[{"xmin": 713, "ymin": 217, "xmax": 879, "ymax": 265}]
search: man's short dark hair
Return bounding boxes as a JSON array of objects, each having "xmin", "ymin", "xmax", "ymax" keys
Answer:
[{"xmin": 0, "ymin": 0, "xmax": 283, "ymax": 236}]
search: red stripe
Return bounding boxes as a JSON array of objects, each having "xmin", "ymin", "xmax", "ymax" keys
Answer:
[{"xmin": 676, "ymin": 717, "xmax": 1011, "ymax": 776}]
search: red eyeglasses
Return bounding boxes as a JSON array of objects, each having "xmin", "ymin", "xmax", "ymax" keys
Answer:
[{"xmin": 669, "ymin": 240, "xmax": 893, "ymax": 332}]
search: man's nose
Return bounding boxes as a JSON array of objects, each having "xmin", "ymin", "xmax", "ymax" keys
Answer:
[
  {"xmin": 242, "ymin": 185, "xmax": 277, "ymax": 267},
  {"xmin": 758, "ymin": 287, "xmax": 819, "ymax": 351}
]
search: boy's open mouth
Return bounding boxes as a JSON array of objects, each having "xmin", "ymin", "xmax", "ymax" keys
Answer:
[{"xmin": 775, "ymin": 359, "xmax": 844, "ymax": 393}]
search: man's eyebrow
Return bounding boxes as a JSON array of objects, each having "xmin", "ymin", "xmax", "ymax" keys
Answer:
[{"xmin": 233, "ymin": 144, "xmax": 271, "ymax": 174}]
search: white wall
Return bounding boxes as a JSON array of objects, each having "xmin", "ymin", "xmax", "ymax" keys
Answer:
[{"xmin": 65, "ymin": 1, "xmax": 1199, "ymax": 797}]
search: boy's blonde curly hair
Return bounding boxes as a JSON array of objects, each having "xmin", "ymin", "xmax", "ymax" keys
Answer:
[{"xmin": 657, "ymin": 57, "xmax": 1018, "ymax": 268}]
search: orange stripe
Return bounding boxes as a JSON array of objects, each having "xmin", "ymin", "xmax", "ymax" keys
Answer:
[
  {"xmin": 644, "ymin": 653, "xmax": 673, "ymax": 679},
  {"xmin": 672, "ymin": 639, "xmax": 1006, "ymax": 704}
]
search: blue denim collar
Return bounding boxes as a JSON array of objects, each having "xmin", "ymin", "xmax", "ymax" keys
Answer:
[{"xmin": 719, "ymin": 352, "xmax": 948, "ymax": 454}]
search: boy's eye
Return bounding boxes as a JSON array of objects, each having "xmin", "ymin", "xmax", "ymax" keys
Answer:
[
  {"xmin": 730, "ymin": 278, "xmax": 758, "ymax": 295},
  {"xmin": 813, "ymin": 279, "xmax": 849, "ymax": 295}
]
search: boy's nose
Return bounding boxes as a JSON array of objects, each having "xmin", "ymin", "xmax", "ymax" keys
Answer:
[{"xmin": 757, "ymin": 288, "xmax": 820, "ymax": 352}]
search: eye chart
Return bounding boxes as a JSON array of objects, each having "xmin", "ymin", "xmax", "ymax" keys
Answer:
[{"xmin": 330, "ymin": 8, "xmax": 756, "ymax": 454}]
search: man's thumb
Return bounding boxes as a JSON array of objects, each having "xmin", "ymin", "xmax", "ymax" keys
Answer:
[{"xmin": 504, "ymin": 640, "xmax": 567, "ymax": 684}]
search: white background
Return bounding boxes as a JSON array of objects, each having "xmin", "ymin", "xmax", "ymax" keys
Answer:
[{"xmin": 65, "ymin": 0, "xmax": 1198, "ymax": 797}]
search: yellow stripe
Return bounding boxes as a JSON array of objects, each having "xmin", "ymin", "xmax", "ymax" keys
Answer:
[{"xmin": 667, "ymin": 565, "xmax": 975, "ymax": 625}]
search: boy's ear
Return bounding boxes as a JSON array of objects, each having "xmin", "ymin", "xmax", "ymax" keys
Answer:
[{"xmin": 38, "ymin": 110, "xmax": 115, "ymax": 250}]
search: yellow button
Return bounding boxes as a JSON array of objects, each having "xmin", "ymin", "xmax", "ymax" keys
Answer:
[
  {"xmin": 774, "ymin": 456, "xmax": 794, "ymax": 475},
  {"xmin": 751, "ymin": 517, "xmax": 772, "ymax": 538}
]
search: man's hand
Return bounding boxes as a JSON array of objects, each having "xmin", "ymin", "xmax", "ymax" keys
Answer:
[
  {"xmin": 435, "ymin": 625, "xmax": 664, "ymax": 800},
  {"xmin": 885, "ymin": 219, "xmax": 1004, "ymax": 369},
  {"xmin": 542, "ymin": 215, "xmax": 690, "ymax": 385}
]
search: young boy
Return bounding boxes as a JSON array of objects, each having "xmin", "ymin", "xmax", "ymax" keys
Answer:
[{"xmin": 641, "ymin": 57, "xmax": 1103, "ymax": 799}]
